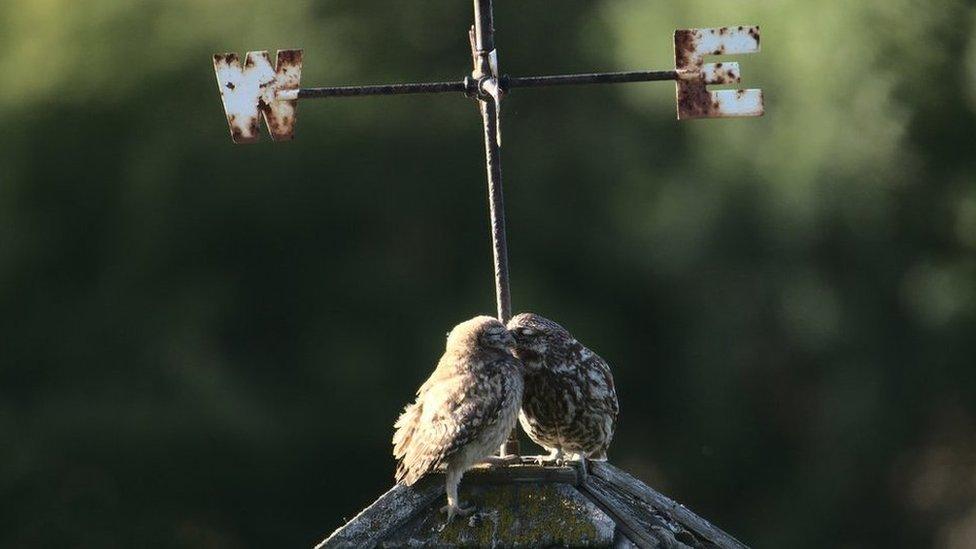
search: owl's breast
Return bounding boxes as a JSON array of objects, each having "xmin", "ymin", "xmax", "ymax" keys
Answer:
[{"xmin": 522, "ymin": 371, "xmax": 578, "ymax": 426}]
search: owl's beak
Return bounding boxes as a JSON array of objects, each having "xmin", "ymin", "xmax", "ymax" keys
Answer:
[{"xmin": 502, "ymin": 331, "xmax": 517, "ymax": 349}]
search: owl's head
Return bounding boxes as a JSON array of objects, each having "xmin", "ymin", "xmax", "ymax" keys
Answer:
[
  {"xmin": 446, "ymin": 315, "xmax": 516, "ymax": 354},
  {"xmin": 507, "ymin": 312, "xmax": 570, "ymax": 365}
]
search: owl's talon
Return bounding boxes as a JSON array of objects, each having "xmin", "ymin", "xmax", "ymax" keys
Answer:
[
  {"xmin": 441, "ymin": 502, "xmax": 476, "ymax": 523},
  {"xmin": 531, "ymin": 456, "xmax": 564, "ymax": 467},
  {"xmin": 531, "ymin": 449, "xmax": 566, "ymax": 467}
]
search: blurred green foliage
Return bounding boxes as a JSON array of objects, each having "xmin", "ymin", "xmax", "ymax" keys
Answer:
[{"xmin": 2, "ymin": 1, "xmax": 975, "ymax": 547}]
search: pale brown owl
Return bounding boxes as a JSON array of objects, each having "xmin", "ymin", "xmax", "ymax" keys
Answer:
[
  {"xmin": 507, "ymin": 312, "xmax": 619, "ymax": 463},
  {"xmin": 392, "ymin": 316, "xmax": 524, "ymax": 521}
]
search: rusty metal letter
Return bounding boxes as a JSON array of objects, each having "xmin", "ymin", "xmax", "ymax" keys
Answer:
[
  {"xmin": 674, "ymin": 27, "xmax": 763, "ymax": 120},
  {"xmin": 212, "ymin": 49, "xmax": 303, "ymax": 144}
]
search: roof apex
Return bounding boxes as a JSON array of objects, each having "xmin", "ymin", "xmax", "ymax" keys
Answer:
[{"xmin": 318, "ymin": 460, "xmax": 748, "ymax": 548}]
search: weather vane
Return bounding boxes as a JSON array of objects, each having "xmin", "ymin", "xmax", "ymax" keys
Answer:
[
  {"xmin": 212, "ymin": 1, "xmax": 763, "ymax": 460},
  {"xmin": 212, "ymin": 2, "xmax": 764, "ymax": 545}
]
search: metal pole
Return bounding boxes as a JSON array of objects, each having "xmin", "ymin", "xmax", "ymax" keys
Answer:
[
  {"xmin": 481, "ymin": 100, "xmax": 511, "ymax": 323},
  {"xmin": 471, "ymin": 0, "xmax": 511, "ymax": 326},
  {"xmin": 471, "ymin": 0, "xmax": 518, "ymax": 459}
]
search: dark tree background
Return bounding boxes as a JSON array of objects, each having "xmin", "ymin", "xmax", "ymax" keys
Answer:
[{"xmin": 2, "ymin": 1, "xmax": 975, "ymax": 547}]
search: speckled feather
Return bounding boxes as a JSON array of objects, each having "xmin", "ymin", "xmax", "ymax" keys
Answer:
[
  {"xmin": 393, "ymin": 316, "xmax": 523, "ymax": 487},
  {"xmin": 508, "ymin": 313, "xmax": 619, "ymax": 459}
]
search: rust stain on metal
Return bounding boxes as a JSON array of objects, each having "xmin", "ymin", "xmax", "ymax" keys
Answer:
[
  {"xmin": 674, "ymin": 26, "xmax": 764, "ymax": 120},
  {"xmin": 703, "ymin": 62, "xmax": 741, "ymax": 85},
  {"xmin": 213, "ymin": 49, "xmax": 303, "ymax": 144}
]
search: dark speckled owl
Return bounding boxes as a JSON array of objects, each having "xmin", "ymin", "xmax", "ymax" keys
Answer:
[{"xmin": 507, "ymin": 312, "xmax": 619, "ymax": 462}]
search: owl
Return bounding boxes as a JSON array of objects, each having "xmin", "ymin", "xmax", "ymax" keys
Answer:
[
  {"xmin": 507, "ymin": 312, "xmax": 619, "ymax": 463},
  {"xmin": 392, "ymin": 316, "xmax": 524, "ymax": 521}
]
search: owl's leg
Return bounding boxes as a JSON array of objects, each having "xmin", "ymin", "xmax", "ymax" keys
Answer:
[
  {"xmin": 561, "ymin": 451, "xmax": 592, "ymax": 476},
  {"xmin": 441, "ymin": 467, "xmax": 475, "ymax": 522},
  {"xmin": 576, "ymin": 455, "xmax": 590, "ymax": 477},
  {"xmin": 479, "ymin": 454, "xmax": 520, "ymax": 468}
]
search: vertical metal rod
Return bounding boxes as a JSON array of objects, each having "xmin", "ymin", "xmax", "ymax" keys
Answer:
[
  {"xmin": 472, "ymin": 0, "xmax": 518, "ymax": 458},
  {"xmin": 473, "ymin": 0, "xmax": 495, "ymax": 51},
  {"xmin": 481, "ymin": 100, "xmax": 511, "ymax": 323},
  {"xmin": 471, "ymin": 0, "xmax": 511, "ymax": 325}
]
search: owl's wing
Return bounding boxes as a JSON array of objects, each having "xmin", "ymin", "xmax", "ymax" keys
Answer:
[
  {"xmin": 392, "ymin": 354, "xmax": 469, "ymax": 464},
  {"xmin": 572, "ymin": 342, "xmax": 619, "ymax": 417},
  {"xmin": 395, "ymin": 357, "xmax": 515, "ymax": 485},
  {"xmin": 594, "ymin": 354, "xmax": 620, "ymax": 416}
]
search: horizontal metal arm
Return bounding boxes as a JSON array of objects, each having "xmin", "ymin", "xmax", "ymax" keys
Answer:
[
  {"xmin": 280, "ymin": 69, "xmax": 683, "ymax": 101},
  {"xmin": 293, "ymin": 80, "xmax": 467, "ymax": 99},
  {"xmin": 503, "ymin": 70, "xmax": 678, "ymax": 90}
]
